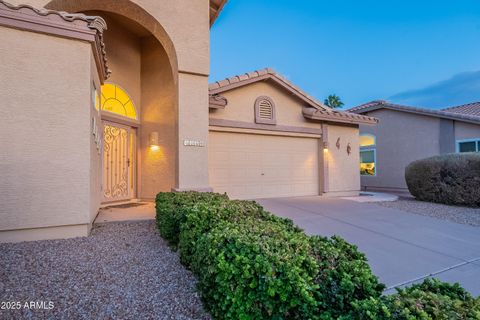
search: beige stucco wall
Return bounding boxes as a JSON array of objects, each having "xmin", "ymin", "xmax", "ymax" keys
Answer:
[
  {"xmin": 322, "ymin": 124, "xmax": 361, "ymax": 195},
  {"xmin": 11, "ymin": 0, "xmax": 210, "ymax": 75},
  {"xmin": 454, "ymin": 121, "xmax": 480, "ymax": 141},
  {"xmin": 0, "ymin": 27, "xmax": 94, "ymax": 235},
  {"xmin": 140, "ymin": 36, "xmax": 177, "ymax": 197},
  {"xmin": 359, "ymin": 109, "xmax": 441, "ymax": 190},
  {"xmin": 96, "ymin": 12, "xmax": 142, "ymax": 110},
  {"xmin": 177, "ymin": 73, "xmax": 210, "ymax": 190},
  {"xmin": 209, "ymin": 81, "xmax": 320, "ymax": 129}
]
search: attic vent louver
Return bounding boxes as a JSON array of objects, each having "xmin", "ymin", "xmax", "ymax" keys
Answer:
[
  {"xmin": 259, "ymin": 100, "xmax": 273, "ymax": 119},
  {"xmin": 255, "ymin": 96, "xmax": 276, "ymax": 125}
]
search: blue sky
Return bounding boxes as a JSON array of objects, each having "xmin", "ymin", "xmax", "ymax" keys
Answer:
[{"xmin": 210, "ymin": 0, "xmax": 480, "ymax": 109}]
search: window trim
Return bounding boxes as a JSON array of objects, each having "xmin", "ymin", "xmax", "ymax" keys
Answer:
[
  {"xmin": 359, "ymin": 133, "xmax": 377, "ymax": 176},
  {"xmin": 360, "ymin": 147, "xmax": 377, "ymax": 177},
  {"xmin": 456, "ymin": 138, "xmax": 480, "ymax": 153}
]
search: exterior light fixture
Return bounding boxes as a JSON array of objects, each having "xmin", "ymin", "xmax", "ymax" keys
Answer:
[
  {"xmin": 323, "ymin": 141, "xmax": 329, "ymax": 150},
  {"xmin": 149, "ymin": 132, "xmax": 159, "ymax": 149}
]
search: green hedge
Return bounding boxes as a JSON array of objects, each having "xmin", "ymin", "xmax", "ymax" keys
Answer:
[
  {"xmin": 309, "ymin": 236, "xmax": 385, "ymax": 319},
  {"xmin": 155, "ymin": 192, "xmax": 479, "ymax": 319},
  {"xmin": 193, "ymin": 219, "xmax": 317, "ymax": 319},
  {"xmin": 405, "ymin": 153, "xmax": 480, "ymax": 207},
  {"xmin": 178, "ymin": 199, "xmax": 301, "ymax": 267},
  {"xmin": 351, "ymin": 278, "xmax": 480, "ymax": 319},
  {"xmin": 155, "ymin": 191, "xmax": 228, "ymax": 247}
]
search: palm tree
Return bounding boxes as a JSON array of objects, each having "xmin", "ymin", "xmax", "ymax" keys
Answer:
[{"xmin": 324, "ymin": 94, "xmax": 344, "ymax": 109}]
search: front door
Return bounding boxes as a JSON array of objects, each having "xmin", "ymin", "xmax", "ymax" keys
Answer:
[{"xmin": 102, "ymin": 121, "xmax": 136, "ymax": 202}]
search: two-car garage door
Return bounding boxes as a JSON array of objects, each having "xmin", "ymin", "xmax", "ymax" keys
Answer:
[{"xmin": 209, "ymin": 131, "xmax": 319, "ymax": 199}]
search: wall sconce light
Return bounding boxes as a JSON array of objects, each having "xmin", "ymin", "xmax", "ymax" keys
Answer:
[
  {"xmin": 149, "ymin": 132, "xmax": 159, "ymax": 149},
  {"xmin": 323, "ymin": 141, "xmax": 329, "ymax": 150}
]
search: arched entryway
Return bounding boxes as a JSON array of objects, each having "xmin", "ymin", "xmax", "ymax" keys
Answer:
[{"xmin": 47, "ymin": 0, "xmax": 179, "ymax": 202}]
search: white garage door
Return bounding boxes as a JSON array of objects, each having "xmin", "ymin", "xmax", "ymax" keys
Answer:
[{"xmin": 209, "ymin": 131, "xmax": 319, "ymax": 199}]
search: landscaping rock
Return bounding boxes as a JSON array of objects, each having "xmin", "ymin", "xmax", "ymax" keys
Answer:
[{"xmin": 0, "ymin": 221, "xmax": 210, "ymax": 320}]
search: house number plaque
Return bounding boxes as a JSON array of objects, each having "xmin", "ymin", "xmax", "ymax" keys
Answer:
[{"xmin": 183, "ymin": 139, "xmax": 206, "ymax": 147}]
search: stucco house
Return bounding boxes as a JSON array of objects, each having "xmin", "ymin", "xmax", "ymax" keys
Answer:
[
  {"xmin": 348, "ymin": 100, "xmax": 480, "ymax": 192},
  {"xmin": 0, "ymin": 0, "xmax": 376, "ymax": 243}
]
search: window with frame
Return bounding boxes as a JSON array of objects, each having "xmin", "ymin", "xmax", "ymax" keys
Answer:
[
  {"xmin": 457, "ymin": 139, "xmax": 480, "ymax": 153},
  {"xmin": 101, "ymin": 83, "xmax": 137, "ymax": 120},
  {"xmin": 360, "ymin": 134, "xmax": 376, "ymax": 176}
]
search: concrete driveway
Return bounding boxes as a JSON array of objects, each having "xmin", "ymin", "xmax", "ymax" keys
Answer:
[{"xmin": 257, "ymin": 196, "xmax": 480, "ymax": 295}]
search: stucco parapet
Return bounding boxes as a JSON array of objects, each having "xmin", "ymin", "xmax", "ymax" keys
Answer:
[{"xmin": 0, "ymin": 0, "xmax": 110, "ymax": 80}]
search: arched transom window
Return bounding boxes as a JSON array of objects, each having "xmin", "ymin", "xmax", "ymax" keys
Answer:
[{"xmin": 100, "ymin": 83, "xmax": 137, "ymax": 120}]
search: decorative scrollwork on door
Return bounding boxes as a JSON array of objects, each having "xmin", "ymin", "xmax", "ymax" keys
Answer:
[{"xmin": 103, "ymin": 124, "xmax": 129, "ymax": 200}]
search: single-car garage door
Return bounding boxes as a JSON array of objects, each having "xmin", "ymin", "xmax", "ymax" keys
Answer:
[{"xmin": 209, "ymin": 131, "xmax": 319, "ymax": 199}]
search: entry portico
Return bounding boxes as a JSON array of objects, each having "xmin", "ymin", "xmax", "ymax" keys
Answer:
[{"xmin": 0, "ymin": 0, "xmax": 224, "ymax": 242}]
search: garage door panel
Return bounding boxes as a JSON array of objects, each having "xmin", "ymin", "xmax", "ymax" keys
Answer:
[
  {"xmin": 210, "ymin": 151, "xmax": 229, "ymax": 167},
  {"xmin": 209, "ymin": 131, "xmax": 319, "ymax": 199}
]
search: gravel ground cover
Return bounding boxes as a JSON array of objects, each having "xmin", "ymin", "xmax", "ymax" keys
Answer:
[
  {"xmin": 376, "ymin": 198, "xmax": 480, "ymax": 227},
  {"xmin": 0, "ymin": 221, "xmax": 210, "ymax": 320}
]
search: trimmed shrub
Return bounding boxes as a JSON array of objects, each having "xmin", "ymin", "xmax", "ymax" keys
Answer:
[
  {"xmin": 192, "ymin": 219, "xmax": 318, "ymax": 320},
  {"xmin": 178, "ymin": 199, "xmax": 301, "ymax": 267},
  {"xmin": 351, "ymin": 278, "xmax": 480, "ymax": 320},
  {"xmin": 405, "ymin": 153, "xmax": 480, "ymax": 207},
  {"xmin": 155, "ymin": 192, "xmax": 479, "ymax": 319},
  {"xmin": 309, "ymin": 236, "xmax": 385, "ymax": 319},
  {"xmin": 155, "ymin": 191, "xmax": 228, "ymax": 247}
]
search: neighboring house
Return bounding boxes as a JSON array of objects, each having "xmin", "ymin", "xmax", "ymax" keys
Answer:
[
  {"xmin": 348, "ymin": 100, "xmax": 480, "ymax": 192},
  {"xmin": 0, "ymin": 0, "xmax": 376, "ymax": 243}
]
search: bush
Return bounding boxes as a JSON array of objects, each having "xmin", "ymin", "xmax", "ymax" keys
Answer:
[
  {"xmin": 192, "ymin": 219, "xmax": 318, "ymax": 320},
  {"xmin": 178, "ymin": 199, "xmax": 301, "ymax": 267},
  {"xmin": 155, "ymin": 191, "xmax": 228, "ymax": 247},
  {"xmin": 309, "ymin": 236, "xmax": 385, "ymax": 319},
  {"xmin": 405, "ymin": 153, "xmax": 480, "ymax": 207},
  {"xmin": 155, "ymin": 192, "xmax": 479, "ymax": 319},
  {"xmin": 351, "ymin": 278, "xmax": 480, "ymax": 320}
]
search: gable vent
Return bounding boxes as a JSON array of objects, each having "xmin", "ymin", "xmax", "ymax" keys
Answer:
[
  {"xmin": 258, "ymin": 100, "xmax": 273, "ymax": 120},
  {"xmin": 255, "ymin": 96, "xmax": 276, "ymax": 125}
]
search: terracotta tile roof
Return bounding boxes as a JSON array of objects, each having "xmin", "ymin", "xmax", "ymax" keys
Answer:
[
  {"xmin": 442, "ymin": 101, "xmax": 480, "ymax": 117},
  {"xmin": 348, "ymin": 100, "xmax": 480, "ymax": 125},
  {"xmin": 210, "ymin": 0, "xmax": 227, "ymax": 26},
  {"xmin": 0, "ymin": 0, "xmax": 110, "ymax": 79},
  {"xmin": 209, "ymin": 68, "xmax": 378, "ymax": 125}
]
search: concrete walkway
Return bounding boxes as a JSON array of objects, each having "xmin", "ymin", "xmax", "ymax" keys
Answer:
[
  {"xmin": 257, "ymin": 196, "xmax": 480, "ymax": 295},
  {"xmin": 95, "ymin": 202, "xmax": 155, "ymax": 224},
  {"xmin": 341, "ymin": 192, "xmax": 398, "ymax": 203}
]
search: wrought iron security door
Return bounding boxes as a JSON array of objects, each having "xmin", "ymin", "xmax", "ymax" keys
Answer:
[{"xmin": 102, "ymin": 121, "xmax": 134, "ymax": 202}]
